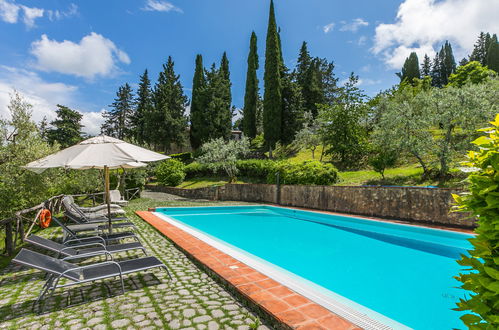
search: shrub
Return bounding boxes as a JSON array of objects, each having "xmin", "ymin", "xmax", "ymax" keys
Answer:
[
  {"xmin": 185, "ymin": 162, "xmax": 217, "ymax": 178},
  {"xmin": 236, "ymin": 159, "xmax": 276, "ymax": 180},
  {"xmin": 155, "ymin": 159, "xmax": 186, "ymax": 186},
  {"xmin": 369, "ymin": 148, "xmax": 398, "ymax": 179},
  {"xmin": 169, "ymin": 152, "xmax": 193, "ymax": 164},
  {"xmin": 267, "ymin": 160, "xmax": 338, "ymax": 185},
  {"xmin": 452, "ymin": 115, "xmax": 499, "ymax": 328}
]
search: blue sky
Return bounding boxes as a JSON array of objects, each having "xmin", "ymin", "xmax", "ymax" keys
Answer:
[{"xmin": 0, "ymin": 0, "xmax": 498, "ymax": 134}]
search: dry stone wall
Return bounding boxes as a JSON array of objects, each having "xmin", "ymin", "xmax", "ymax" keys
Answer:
[{"xmin": 146, "ymin": 184, "xmax": 474, "ymax": 228}]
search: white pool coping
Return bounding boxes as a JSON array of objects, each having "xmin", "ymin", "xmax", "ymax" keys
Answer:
[{"xmin": 153, "ymin": 208, "xmax": 412, "ymax": 330}]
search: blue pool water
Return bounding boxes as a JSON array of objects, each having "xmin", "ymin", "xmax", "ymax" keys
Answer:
[{"xmin": 156, "ymin": 205, "xmax": 473, "ymax": 330}]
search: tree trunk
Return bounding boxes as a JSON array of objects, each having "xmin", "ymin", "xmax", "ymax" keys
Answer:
[
  {"xmin": 412, "ymin": 151, "xmax": 429, "ymax": 177},
  {"xmin": 439, "ymin": 125, "xmax": 454, "ymax": 178}
]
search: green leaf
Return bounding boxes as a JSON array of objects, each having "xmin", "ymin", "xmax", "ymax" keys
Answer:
[
  {"xmin": 460, "ymin": 313, "xmax": 482, "ymax": 324},
  {"xmin": 484, "ymin": 267, "xmax": 499, "ymax": 280}
]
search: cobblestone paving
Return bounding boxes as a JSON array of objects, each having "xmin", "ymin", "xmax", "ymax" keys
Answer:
[{"xmin": 0, "ymin": 198, "xmax": 268, "ymax": 329}]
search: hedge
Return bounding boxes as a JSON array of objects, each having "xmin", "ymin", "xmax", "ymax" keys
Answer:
[
  {"xmin": 267, "ymin": 160, "xmax": 338, "ymax": 185},
  {"xmin": 184, "ymin": 159, "xmax": 338, "ymax": 186}
]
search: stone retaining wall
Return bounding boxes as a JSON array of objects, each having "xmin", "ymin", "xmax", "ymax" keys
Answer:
[{"xmin": 145, "ymin": 184, "xmax": 474, "ymax": 228}]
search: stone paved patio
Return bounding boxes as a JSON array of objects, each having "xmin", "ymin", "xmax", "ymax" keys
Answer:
[{"xmin": 0, "ymin": 197, "xmax": 268, "ymax": 329}]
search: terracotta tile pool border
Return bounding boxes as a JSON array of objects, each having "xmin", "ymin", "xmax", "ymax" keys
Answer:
[{"xmin": 136, "ymin": 210, "xmax": 361, "ymax": 330}]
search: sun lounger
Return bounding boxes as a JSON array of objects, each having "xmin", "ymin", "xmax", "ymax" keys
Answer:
[
  {"xmin": 52, "ymin": 217, "xmax": 139, "ymax": 244},
  {"xmin": 25, "ymin": 235, "xmax": 147, "ymax": 260},
  {"xmin": 12, "ymin": 248, "xmax": 171, "ymax": 311},
  {"xmin": 62, "ymin": 196, "xmax": 126, "ymax": 218},
  {"xmin": 65, "ymin": 212, "xmax": 134, "ymax": 232},
  {"xmin": 64, "ymin": 210, "xmax": 128, "ymax": 225}
]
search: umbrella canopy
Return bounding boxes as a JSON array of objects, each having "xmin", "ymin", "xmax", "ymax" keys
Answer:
[
  {"xmin": 24, "ymin": 135, "xmax": 167, "ymax": 172},
  {"xmin": 24, "ymin": 135, "xmax": 169, "ymax": 231}
]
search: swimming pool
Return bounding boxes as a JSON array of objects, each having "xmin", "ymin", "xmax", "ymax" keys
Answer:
[{"xmin": 154, "ymin": 205, "xmax": 473, "ymax": 330}]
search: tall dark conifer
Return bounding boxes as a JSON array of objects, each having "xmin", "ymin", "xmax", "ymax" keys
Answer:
[
  {"xmin": 431, "ymin": 41, "xmax": 456, "ymax": 87},
  {"xmin": 153, "ymin": 57, "xmax": 188, "ymax": 152},
  {"xmin": 421, "ymin": 54, "xmax": 432, "ymax": 77},
  {"xmin": 134, "ymin": 69, "xmax": 153, "ymax": 145},
  {"xmin": 190, "ymin": 55, "xmax": 207, "ymax": 149},
  {"xmin": 486, "ymin": 34, "xmax": 499, "ymax": 73},
  {"xmin": 302, "ymin": 58, "xmax": 324, "ymax": 116},
  {"xmin": 219, "ymin": 52, "xmax": 233, "ymax": 139},
  {"xmin": 47, "ymin": 105, "xmax": 83, "ymax": 147},
  {"xmin": 397, "ymin": 52, "xmax": 420, "ymax": 84},
  {"xmin": 263, "ymin": 0, "xmax": 282, "ymax": 151},
  {"xmin": 102, "ymin": 83, "xmax": 135, "ymax": 139},
  {"xmin": 242, "ymin": 32, "xmax": 259, "ymax": 139},
  {"xmin": 470, "ymin": 32, "xmax": 491, "ymax": 66},
  {"xmin": 296, "ymin": 41, "xmax": 311, "ymax": 87}
]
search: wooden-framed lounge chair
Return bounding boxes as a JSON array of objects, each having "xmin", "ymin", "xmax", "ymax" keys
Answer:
[
  {"xmin": 25, "ymin": 235, "xmax": 147, "ymax": 260},
  {"xmin": 12, "ymin": 248, "xmax": 171, "ymax": 312},
  {"xmin": 52, "ymin": 217, "xmax": 140, "ymax": 245}
]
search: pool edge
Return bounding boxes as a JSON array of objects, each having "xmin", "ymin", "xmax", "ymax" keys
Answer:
[{"xmin": 136, "ymin": 210, "xmax": 362, "ymax": 330}]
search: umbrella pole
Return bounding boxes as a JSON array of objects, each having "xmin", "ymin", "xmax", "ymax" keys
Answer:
[{"xmin": 104, "ymin": 165, "xmax": 112, "ymax": 233}]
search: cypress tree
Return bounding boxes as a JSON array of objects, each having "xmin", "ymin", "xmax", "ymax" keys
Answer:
[
  {"xmin": 190, "ymin": 55, "xmax": 207, "ymax": 149},
  {"xmin": 219, "ymin": 52, "xmax": 233, "ymax": 139},
  {"xmin": 302, "ymin": 58, "xmax": 324, "ymax": 116},
  {"xmin": 102, "ymin": 83, "xmax": 135, "ymax": 139},
  {"xmin": 486, "ymin": 35, "xmax": 499, "ymax": 73},
  {"xmin": 397, "ymin": 52, "xmax": 420, "ymax": 84},
  {"xmin": 153, "ymin": 57, "xmax": 188, "ymax": 152},
  {"xmin": 421, "ymin": 54, "xmax": 431, "ymax": 77},
  {"xmin": 134, "ymin": 69, "xmax": 153, "ymax": 145},
  {"xmin": 203, "ymin": 63, "xmax": 231, "ymax": 140},
  {"xmin": 242, "ymin": 32, "xmax": 259, "ymax": 139},
  {"xmin": 441, "ymin": 41, "xmax": 456, "ymax": 86},
  {"xmin": 431, "ymin": 42, "xmax": 456, "ymax": 87},
  {"xmin": 263, "ymin": 0, "xmax": 282, "ymax": 151}
]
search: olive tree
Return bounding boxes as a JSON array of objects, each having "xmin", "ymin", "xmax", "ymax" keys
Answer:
[
  {"xmin": 293, "ymin": 112, "xmax": 322, "ymax": 159},
  {"xmin": 373, "ymin": 80, "xmax": 433, "ymax": 177},
  {"xmin": 197, "ymin": 137, "xmax": 250, "ymax": 182},
  {"xmin": 425, "ymin": 80, "xmax": 498, "ymax": 177}
]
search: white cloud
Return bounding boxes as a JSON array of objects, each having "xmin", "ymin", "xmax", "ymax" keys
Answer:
[
  {"xmin": 0, "ymin": 66, "xmax": 104, "ymax": 135},
  {"xmin": 31, "ymin": 33, "xmax": 131, "ymax": 79},
  {"xmin": 0, "ymin": 1, "xmax": 77, "ymax": 27},
  {"xmin": 358, "ymin": 78, "xmax": 382, "ymax": 86},
  {"xmin": 0, "ymin": 0, "xmax": 19, "ymax": 23},
  {"xmin": 81, "ymin": 110, "xmax": 105, "ymax": 136},
  {"xmin": 339, "ymin": 18, "xmax": 369, "ymax": 32},
  {"xmin": 357, "ymin": 35, "xmax": 367, "ymax": 46},
  {"xmin": 21, "ymin": 5, "xmax": 43, "ymax": 28},
  {"xmin": 47, "ymin": 4, "xmax": 78, "ymax": 21},
  {"xmin": 373, "ymin": 0, "xmax": 499, "ymax": 69},
  {"xmin": 323, "ymin": 22, "xmax": 335, "ymax": 34},
  {"xmin": 142, "ymin": 0, "xmax": 182, "ymax": 13}
]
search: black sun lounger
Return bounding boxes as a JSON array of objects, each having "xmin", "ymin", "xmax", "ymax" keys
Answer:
[
  {"xmin": 52, "ymin": 217, "xmax": 140, "ymax": 245},
  {"xmin": 25, "ymin": 235, "xmax": 147, "ymax": 260},
  {"xmin": 12, "ymin": 249, "xmax": 171, "ymax": 311},
  {"xmin": 64, "ymin": 210, "xmax": 128, "ymax": 225}
]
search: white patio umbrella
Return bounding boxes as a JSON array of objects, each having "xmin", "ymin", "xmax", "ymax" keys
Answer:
[{"xmin": 24, "ymin": 135, "xmax": 169, "ymax": 231}]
